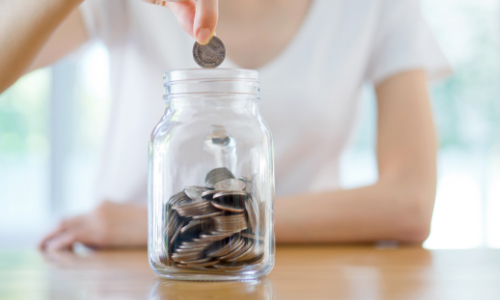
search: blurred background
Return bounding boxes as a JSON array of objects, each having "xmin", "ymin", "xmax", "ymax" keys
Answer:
[{"xmin": 0, "ymin": 0, "xmax": 499, "ymax": 248}]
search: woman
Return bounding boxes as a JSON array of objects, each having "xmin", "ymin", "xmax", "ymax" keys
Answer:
[{"xmin": 0, "ymin": 0, "xmax": 449, "ymax": 250}]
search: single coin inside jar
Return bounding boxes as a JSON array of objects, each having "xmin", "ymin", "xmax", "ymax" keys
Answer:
[{"xmin": 193, "ymin": 36, "xmax": 226, "ymax": 68}]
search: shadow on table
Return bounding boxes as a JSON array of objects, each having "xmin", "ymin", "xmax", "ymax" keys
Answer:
[{"xmin": 149, "ymin": 277, "xmax": 274, "ymax": 300}]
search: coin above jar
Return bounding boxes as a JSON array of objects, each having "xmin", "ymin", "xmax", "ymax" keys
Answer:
[
  {"xmin": 160, "ymin": 167, "xmax": 264, "ymax": 270},
  {"xmin": 193, "ymin": 36, "xmax": 226, "ymax": 68}
]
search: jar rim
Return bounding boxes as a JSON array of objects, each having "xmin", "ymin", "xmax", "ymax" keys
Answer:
[{"xmin": 164, "ymin": 68, "xmax": 259, "ymax": 84}]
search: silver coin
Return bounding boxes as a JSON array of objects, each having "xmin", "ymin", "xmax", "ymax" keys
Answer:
[
  {"xmin": 180, "ymin": 240, "xmax": 212, "ymax": 248},
  {"xmin": 213, "ymin": 215, "xmax": 248, "ymax": 233},
  {"xmin": 218, "ymin": 240, "xmax": 248, "ymax": 260},
  {"xmin": 212, "ymin": 201, "xmax": 244, "ymax": 213},
  {"xmin": 180, "ymin": 219, "xmax": 204, "ymax": 233},
  {"xmin": 241, "ymin": 242, "xmax": 263, "ymax": 262},
  {"xmin": 241, "ymin": 232, "xmax": 265, "ymax": 242},
  {"xmin": 206, "ymin": 167, "xmax": 233, "ymax": 179},
  {"xmin": 166, "ymin": 213, "xmax": 182, "ymax": 237},
  {"xmin": 226, "ymin": 240, "xmax": 254, "ymax": 262},
  {"xmin": 183, "ymin": 186, "xmax": 207, "ymax": 201},
  {"xmin": 245, "ymin": 196, "xmax": 259, "ymax": 234},
  {"xmin": 169, "ymin": 220, "xmax": 185, "ymax": 245},
  {"xmin": 185, "ymin": 259, "xmax": 220, "ymax": 268},
  {"xmin": 174, "ymin": 245, "xmax": 205, "ymax": 254},
  {"xmin": 193, "ymin": 36, "xmax": 226, "ymax": 68},
  {"xmin": 212, "ymin": 191, "xmax": 247, "ymax": 213},
  {"xmin": 174, "ymin": 263, "xmax": 197, "ymax": 269},
  {"xmin": 168, "ymin": 191, "xmax": 190, "ymax": 205},
  {"xmin": 171, "ymin": 251, "xmax": 203, "ymax": 262},
  {"xmin": 246, "ymin": 253, "xmax": 265, "ymax": 265},
  {"xmin": 212, "ymin": 190, "xmax": 247, "ymax": 199},
  {"xmin": 159, "ymin": 252, "xmax": 170, "ymax": 266},
  {"xmin": 206, "ymin": 236, "xmax": 242, "ymax": 258},
  {"xmin": 195, "ymin": 231, "xmax": 234, "ymax": 242},
  {"xmin": 201, "ymin": 189, "xmax": 220, "ymax": 199},
  {"xmin": 213, "ymin": 262, "xmax": 246, "ymax": 271},
  {"xmin": 175, "ymin": 247, "xmax": 207, "ymax": 256},
  {"xmin": 178, "ymin": 243, "xmax": 208, "ymax": 251},
  {"xmin": 205, "ymin": 167, "xmax": 235, "ymax": 188},
  {"xmin": 166, "ymin": 211, "xmax": 179, "ymax": 235},
  {"xmin": 192, "ymin": 211, "xmax": 223, "ymax": 219},
  {"xmin": 239, "ymin": 176, "xmax": 253, "ymax": 193},
  {"xmin": 214, "ymin": 179, "xmax": 246, "ymax": 191},
  {"xmin": 174, "ymin": 200, "xmax": 215, "ymax": 217},
  {"xmin": 180, "ymin": 257, "xmax": 212, "ymax": 264}
]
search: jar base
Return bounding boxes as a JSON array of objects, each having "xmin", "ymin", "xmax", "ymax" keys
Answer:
[{"xmin": 150, "ymin": 260, "xmax": 274, "ymax": 281}]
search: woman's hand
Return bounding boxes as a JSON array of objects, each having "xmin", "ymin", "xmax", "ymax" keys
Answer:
[
  {"xmin": 144, "ymin": 0, "xmax": 218, "ymax": 45},
  {"xmin": 39, "ymin": 201, "xmax": 148, "ymax": 251}
]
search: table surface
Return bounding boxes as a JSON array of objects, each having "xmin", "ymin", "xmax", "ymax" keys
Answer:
[{"xmin": 1, "ymin": 245, "xmax": 500, "ymax": 300}]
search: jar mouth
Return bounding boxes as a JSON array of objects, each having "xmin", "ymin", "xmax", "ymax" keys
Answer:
[
  {"xmin": 164, "ymin": 68, "xmax": 258, "ymax": 83},
  {"xmin": 164, "ymin": 69, "xmax": 260, "ymax": 96}
]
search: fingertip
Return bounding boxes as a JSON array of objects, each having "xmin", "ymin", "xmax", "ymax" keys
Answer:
[
  {"xmin": 44, "ymin": 232, "xmax": 77, "ymax": 252},
  {"xmin": 197, "ymin": 28, "xmax": 213, "ymax": 45},
  {"xmin": 44, "ymin": 241, "xmax": 61, "ymax": 252},
  {"xmin": 39, "ymin": 233, "xmax": 56, "ymax": 251},
  {"xmin": 194, "ymin": 0, "xmax": 218, "ymax": 43}
]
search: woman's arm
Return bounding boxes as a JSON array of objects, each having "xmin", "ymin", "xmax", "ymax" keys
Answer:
[
  {"xmin": 0, "ymin": 0, "xmax": 218, "ymax": 95},
  {"xmin": 28, "ymin": 9, "xmax": 88, "ymax": 73},
  {"xmin": 275, "ymin": 69, "xmax": 437, "ymax": 244},
  {"xmin": 0, "ymin": 0, "xmax": 85, "ymax": 94}
]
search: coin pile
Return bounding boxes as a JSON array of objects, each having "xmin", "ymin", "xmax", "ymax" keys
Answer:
[
  {"xmin": 193, "ymin": 36, "xmax": 226, "ymax": 68},
  {"xmin": 161, "ymin": 167, "xmax": 264, "ymax": 270}
]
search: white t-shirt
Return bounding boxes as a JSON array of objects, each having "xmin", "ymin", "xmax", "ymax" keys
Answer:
[{"xmin": 80, "ymin": 0, "xmax": 449, "ymax": 202}]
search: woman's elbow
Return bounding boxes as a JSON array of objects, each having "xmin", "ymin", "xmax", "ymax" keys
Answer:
[
  {"xmin": 394, "ymin": 187, "xmax": 436, "ymax": 244},
  {"xmin": 400, "ymin": 219, "xmax": 432, "ymax": 244}
]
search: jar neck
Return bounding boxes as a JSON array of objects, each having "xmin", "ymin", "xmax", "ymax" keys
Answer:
[
  {"xmin": 166, "ymin": 94, "xmax": 260, "ymax": 115},
  {"xmin": 163, "ymin": 69, "xmax": 261, "ymax": 114}
]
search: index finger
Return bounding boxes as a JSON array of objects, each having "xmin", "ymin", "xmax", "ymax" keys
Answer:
[{"xmin": 193, "ymin": 0, "xmax": 218, "ymax": 45}]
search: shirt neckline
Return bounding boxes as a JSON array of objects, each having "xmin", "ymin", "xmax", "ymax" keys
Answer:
[{"xmin": 224, "ymin": 0, "xmax": 320, "ymax": 73}]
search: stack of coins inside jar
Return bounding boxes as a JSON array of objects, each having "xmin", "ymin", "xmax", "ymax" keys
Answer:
[{"xmin": 161, "ymin": 167, "xmax": 264, "ymax": 271}]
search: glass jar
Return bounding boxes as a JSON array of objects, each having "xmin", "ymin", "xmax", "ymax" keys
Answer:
[{"xmin": 148, "ymin": 69, "xmax": 275, "ymax": 281}]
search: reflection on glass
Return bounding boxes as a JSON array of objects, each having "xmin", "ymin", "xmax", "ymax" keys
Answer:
[{"xmin": 149, "ymin": 277, "xmax": 273, "ymax": 300}]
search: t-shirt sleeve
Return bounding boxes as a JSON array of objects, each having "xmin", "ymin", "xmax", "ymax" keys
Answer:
[
  {"xmin": 79, "ymin": 0, "xmax": 130, "ymax": 46},
  {"xmin": 366, "ymin": 0, "xmax": 451, "ymax": 84}
]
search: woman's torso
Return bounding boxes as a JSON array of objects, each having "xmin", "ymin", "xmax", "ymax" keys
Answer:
[{"xmin": 83, "ymin": 0, "xmax": 395, "ymax": 201}]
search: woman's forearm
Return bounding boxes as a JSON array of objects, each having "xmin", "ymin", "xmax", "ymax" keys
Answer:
[
  {"xmin": 275, "ymin": 179, "xmax": 435, "ymax": 244},
  {"xmin": 276, "ymin": 71, "xmax": 439, "ymax": 245},
  {"xmin": 0, "ymin": 0, "xmax": 82, "ymax": 93}
]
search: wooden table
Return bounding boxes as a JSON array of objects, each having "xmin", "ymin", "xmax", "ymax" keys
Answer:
[{"xmin": 1, "ymin": 245, "xmax": 500, "ymax": 299}]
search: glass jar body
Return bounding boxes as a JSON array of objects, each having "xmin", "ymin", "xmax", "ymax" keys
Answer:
[{"xmin": 148, "ymin": 69, "xmax": 275, "ymax": 281}]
